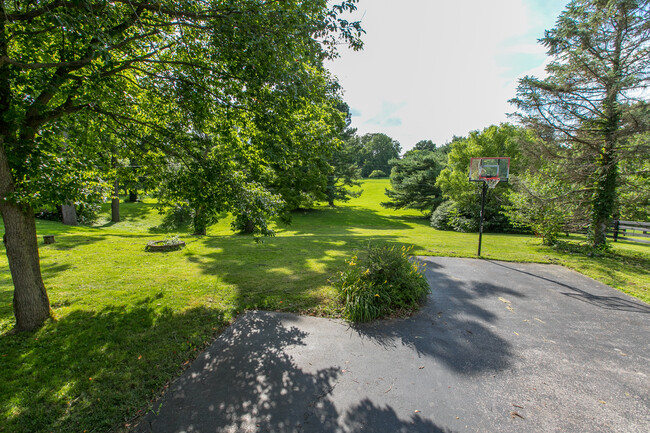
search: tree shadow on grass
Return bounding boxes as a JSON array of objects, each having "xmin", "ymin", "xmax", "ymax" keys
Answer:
[
  {"xmin": 137, "ymin": 311, "xmax": 455, "ymax": 433},
  {"xmin": 280, "ymin": 206, "xmax": 414, "ymax": 235},
  {"xmin": 40, "ymin": 234, "xmax": 108, "ymax": 251},
  {"xmin": 0, "ymin": 300, "xmax": 228, "ymax": 433},
  {"xmin": 39, "ymin": 231, "xmax": 177, "ymax": 253},
  {"xmin": 194, "ymin": 232, "xmax": 417, "ymax": 313},
  {"xmin": 94, "ymin": 201, "xmax": 162, "ymax": 228}
]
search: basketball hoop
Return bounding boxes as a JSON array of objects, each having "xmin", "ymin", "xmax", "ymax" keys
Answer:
[
  {"xmin": 469, "ymin": 157, "xmax": 510, "ymax": 256},
  {"xmin": 484, "ymin": 177, "xmax": 500, "ymax": 189}
]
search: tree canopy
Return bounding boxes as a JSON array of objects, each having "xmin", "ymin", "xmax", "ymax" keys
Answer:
[
  {"xmin": 356, "ymin": 133, "xmax": 401, "ymax": 178},
  {"xmin": 435, "ymin": 124, "xmax": 530, "ymax": 232},
  {"xmin": 0, "ymin": 0, "xmax": 363, "ymax": 331},
  {"xmin": 382, "ymin": 144, "xmax": 447, "ymax": 215}
]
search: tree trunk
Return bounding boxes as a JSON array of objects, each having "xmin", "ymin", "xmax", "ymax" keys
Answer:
[
  {"xmin": 193, "ymin": 206, "xmax": 207, "ymax": 235},
  {"xmin": 128, "ymin": 190, "xmax": 138, "ymax": 202},
  {"xmin": 240, "ymin": 218, "xmax": 255, "ymax": 234},
  {"xmin": 0, "ymin": 145, "xmax": 51, "ymax": 331},
  {"xmin": 1, "ymin": 204, "xmax": 51, "ymax": 331},
  {"xmin": 111, "ymin": 178, "xmax": 120, "ymax": 223},
  {"xmin": 590, "ymin": 148, "xmax": 617, "ymax": 247},
  {"xmin": 591, "ymin": 73, "xmax": 621, "ymax": 248},
  {"xmin": 61, "ymin": 201, "xmax": 78, "ymax": 226},
  {"xmin": 326, "ymin": 174, "xmax": 335, "ymax": 206},
  {"xmin": 0, "ymin": 14, "xmax": 49, "ymax": 331}
]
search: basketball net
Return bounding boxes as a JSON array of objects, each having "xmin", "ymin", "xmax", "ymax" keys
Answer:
[{"xmin": 484, "ymin": 177, "xmax": 500, "ymax": 189}]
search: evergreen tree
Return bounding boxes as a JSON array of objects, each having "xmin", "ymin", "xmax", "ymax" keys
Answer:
[
  {"xmin": 510, "ymin": 0, "xmax": 650, "ymax": 247},
  {"xmin": 382, "ymin": 146, "xmax": 446, "ymax": 216}
]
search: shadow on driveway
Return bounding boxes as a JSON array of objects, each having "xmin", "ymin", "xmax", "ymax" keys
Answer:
[
  {"xmin": 135, "ymin": 257, "xmax": 650, "ymax": 433},
  {"xmin": 137, "ymin": 312, "xmax": 452, "ymax": 433},
  {"xmin": 486, "ymin": 260, "xmax": 650, "ymax": 314}
]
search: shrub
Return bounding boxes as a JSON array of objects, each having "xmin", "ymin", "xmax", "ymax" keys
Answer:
[
  {"xmin": 76, "ymin": 202, "xmax": 101, "ymax": 225},
  {"xmin": 430, "ymin": 200, "xmax": 454, "ymax": 230},
  {"xmin": 35, "ymin": 207, "xmax": 61, "ymax": 222},
  {"xmin": 34, "ymin": 202, "xmax": 100, "ymax": 225},
  {"xmin": 448, "ymin": 207, "xmax": 478, "ymax": 232},
  {"xmin": 158, "ymin": 204, "xmax": 193, "ymax": 230},
  {"xmin": 368, "ymin": 169, "xmax": 387, "ymax": 178},
  {"xmin": 332, "ymin": 245, "xmax": 430, "ymax": 322},
  {"xmin": 504, "ymin": 171, "xmax": 581, "ymax": 245}
]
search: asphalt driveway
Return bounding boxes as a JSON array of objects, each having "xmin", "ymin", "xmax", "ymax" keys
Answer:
[{"xmin": 135, "ymin": 257, "xmax": 650, "ymax": 433}]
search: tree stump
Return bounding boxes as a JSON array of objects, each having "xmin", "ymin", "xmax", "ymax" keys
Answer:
[{"xmin": 43, "ymin": 235, "xmax": 55, "ymax": 244}]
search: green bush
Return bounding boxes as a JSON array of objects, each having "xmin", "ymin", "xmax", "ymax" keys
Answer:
[
  {"xmin": 368, "ymin": 169, "xmax": 387, "ymax": 178},
  {"xmin": 504, "ymin": 171, "xmax": 580, "ymax": 245},
  {"xmin": 430, "ymin": 200, "xmax": 454, "ymax": 230},
  {"xmin": 332, "ymin": 245, "xmax": 430, "ymax": 322},
  {"xmin": 430, "ymin": 199, "xmax": 518, "ymax": 233}
]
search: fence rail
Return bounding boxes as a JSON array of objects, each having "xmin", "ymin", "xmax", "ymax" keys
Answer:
[{"xmin": 609, "ymin": 220, "xmax": 650, "ymax": 244}]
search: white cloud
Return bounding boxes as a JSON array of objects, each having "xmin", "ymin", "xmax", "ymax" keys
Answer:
[{"xmin": 326, "ymin": 0, "xmax": 568, "ymax": 152}]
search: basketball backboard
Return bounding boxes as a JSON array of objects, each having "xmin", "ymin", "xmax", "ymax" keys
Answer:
[{"xmin": 469, "ymin": 157, "xmax": 510, "ymax": 182}]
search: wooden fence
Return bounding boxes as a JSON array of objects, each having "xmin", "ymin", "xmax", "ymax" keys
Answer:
[{"xmin": 609, "ymin": 220, "xmax": 650, "ymax": 244}]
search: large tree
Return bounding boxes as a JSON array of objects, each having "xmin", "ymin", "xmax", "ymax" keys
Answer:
[
  {"xmin": 357, "ymin": 133, "xmax": 401, "ymax": 177},
  {"xmin": 325, "ymin": 103, "xmax": 362, "ymax": 206},
  {"xmin": 435, "ymin": 124, "xmax": 530, "ymax": 232},
  {"xmin": 382, "ymin": 144, "xmax": 447, "ymax": 215},
  {"xmin": 510, "ymin": 0, "xmax": 650, "ymax": 247},
  {"xmin": 0, "ymin": 0, "xmax": 362, "ymax": 331}
]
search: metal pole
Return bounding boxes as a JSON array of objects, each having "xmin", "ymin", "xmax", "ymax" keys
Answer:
[{"xmin": 478, "ymin": 181, "xmax": 487, "ymax": 256}]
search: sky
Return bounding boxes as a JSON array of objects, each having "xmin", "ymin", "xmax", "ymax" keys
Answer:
[{"xmin": 325, "ymin": 0, "xmax": 570, "ymax": 153}]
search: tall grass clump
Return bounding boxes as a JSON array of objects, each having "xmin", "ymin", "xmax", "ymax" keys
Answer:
[{"xmin": 333, "ymin": 245, "xmax": 430, "ymax": 322}]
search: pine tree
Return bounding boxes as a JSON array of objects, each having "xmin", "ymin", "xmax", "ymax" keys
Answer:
[{"xmin": 511, "ymin": 0, "xmax": 650, "ymax": 247}]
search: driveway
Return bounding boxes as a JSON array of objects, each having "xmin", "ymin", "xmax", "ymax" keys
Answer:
[{"xmin": 135, "ymin": 257, "xmax": 650, "ymax": 433}]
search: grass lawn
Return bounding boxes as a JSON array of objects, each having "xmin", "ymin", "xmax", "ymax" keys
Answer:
[{"xmin": 1, "ymin": 178, "xmax": 648, "ymax": 432}]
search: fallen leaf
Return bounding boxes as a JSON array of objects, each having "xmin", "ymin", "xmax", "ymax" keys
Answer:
[
  {"xmin": 512, "ymin": 404, "xmax": 524, "ymax": 409},
  {"xmin": 514, "ymin": 332, "xmax": 519, "ymax": 336},
  {"xmin": 498, "ymin": 297, "xmax": 511, "ymax": 304},
  {"xmin": 510, "ymin": 411, "xmax": 525, "ymax": 419},
  {"xmin": 419, "ymin": 366, "xmax": 424, "ymax": 369},
  {"xmin": 414, "ymin": 410, "xmax": 420, "ymax": 413},
  {"xmin": 599, "ymin": 400, "xmax": 606, "ymax": 404}
]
